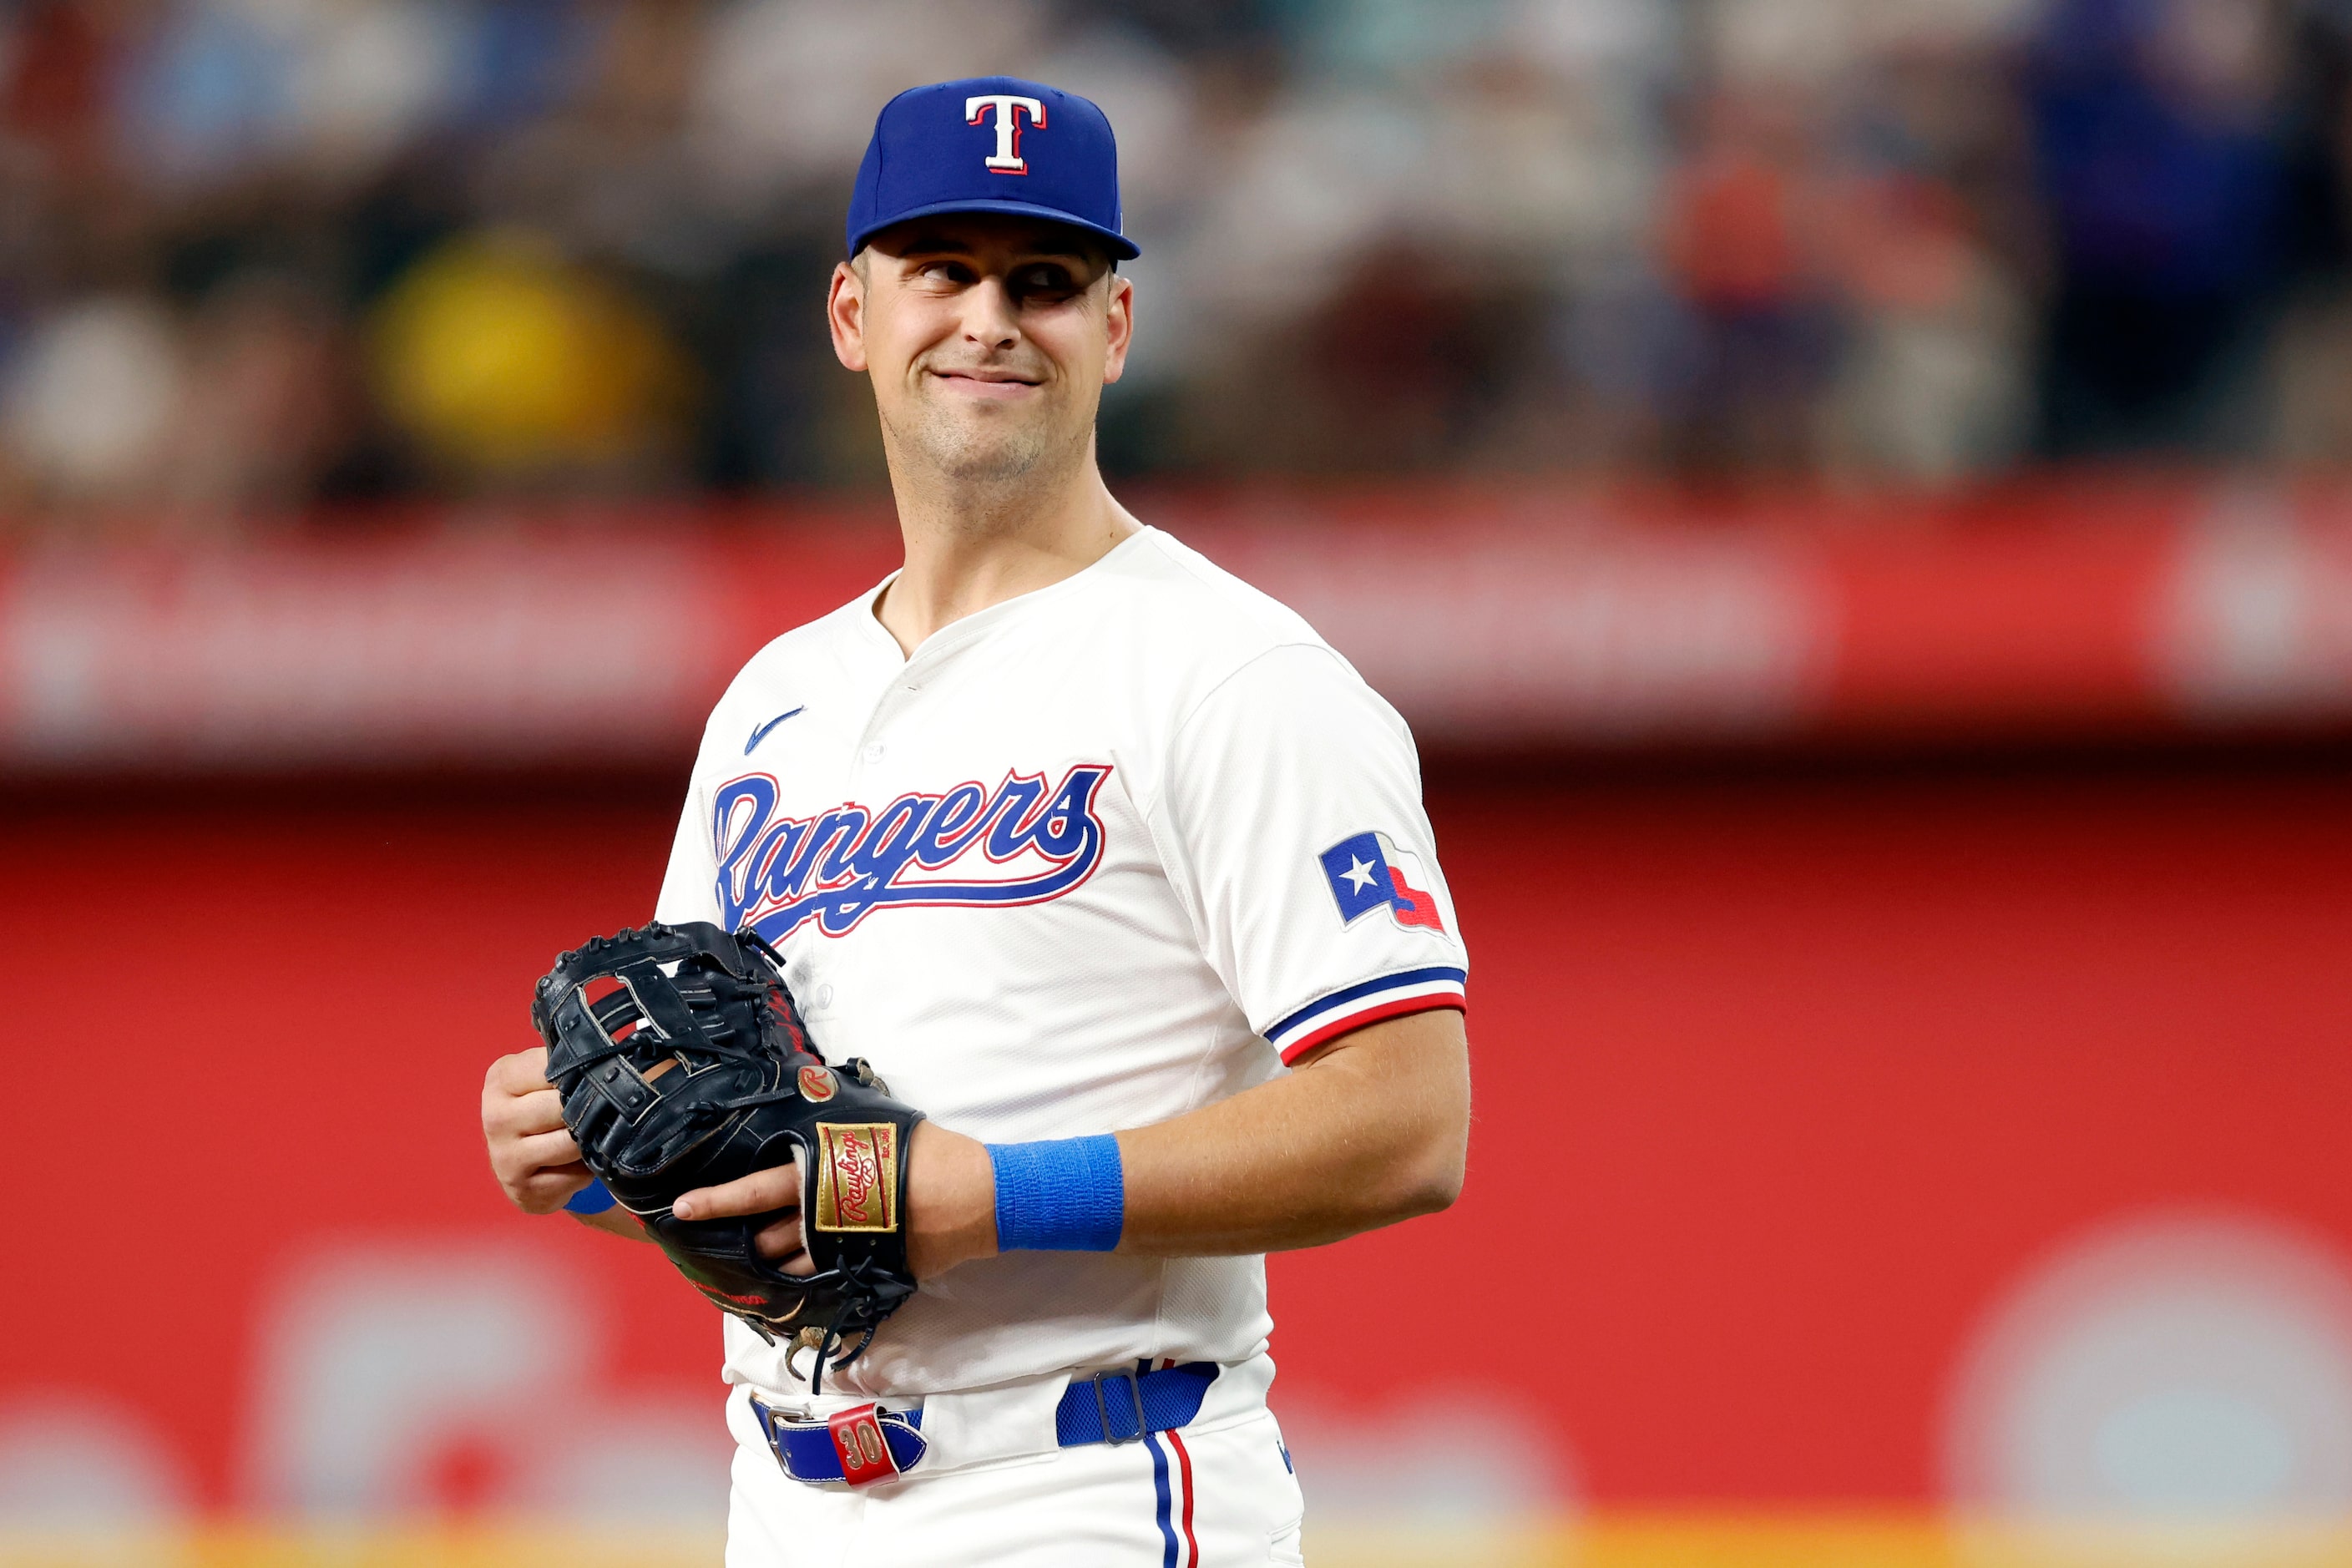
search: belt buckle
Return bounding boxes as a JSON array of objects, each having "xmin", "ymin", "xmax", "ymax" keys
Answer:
[
  {"xmin": 1092, "ymin": 1368, "xmax": 1147, "ymax": 1445},
  {"xmin": 751, "ymin": 1397, "xmax": 804, "ymax": 1479}
]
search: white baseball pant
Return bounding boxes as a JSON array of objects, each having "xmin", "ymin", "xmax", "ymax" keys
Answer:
[{"xmin": 723, "ymin": 1363, "xmax": 1307, "ymax": 1565}]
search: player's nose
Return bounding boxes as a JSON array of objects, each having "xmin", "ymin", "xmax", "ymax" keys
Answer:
[{"xmin": 959, "ymin": 276, "xmax": 1022, "ymax": 350}]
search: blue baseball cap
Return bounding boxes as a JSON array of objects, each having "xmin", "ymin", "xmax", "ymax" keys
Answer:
[{"xmin": 846, "ymin": 77, "xmax": 1139, "ymax": 261}]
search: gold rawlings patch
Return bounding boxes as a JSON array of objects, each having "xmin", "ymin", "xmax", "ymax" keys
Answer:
[{"xmin": 812, "ymin": 1122, "xmax": 898, "ymax": 1233}]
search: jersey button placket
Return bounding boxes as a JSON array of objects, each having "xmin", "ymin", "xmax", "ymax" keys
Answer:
[
  {"xmin": 857, "ymin": 644, "xmax": 945, "ymax": 777},
  {"xmin": 851, "ymin": 685, "xmax": 911, "ymax": 786}
]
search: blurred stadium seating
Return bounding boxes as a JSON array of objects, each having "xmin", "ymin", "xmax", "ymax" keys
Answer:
[
  {"xmin": 6, "ymin": 2, "xmax": 2352, "ymax": 1565},
  {"xmin": 0, "ymin": 0, "xmax": 2349, "ymax": 510}
]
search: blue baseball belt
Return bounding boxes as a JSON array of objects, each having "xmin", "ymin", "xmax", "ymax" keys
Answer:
[{"xmin": 751, "ymin": 1361, "xmax": 1220, "ymax": 1487}]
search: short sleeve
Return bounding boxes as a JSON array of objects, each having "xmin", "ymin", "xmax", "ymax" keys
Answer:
[
  {"xmin": 654, "ymin": 774, "xmax": 722, "ymax": 926},
  {"xmin": 1149, "ymin": 643, "xmax": 1468, "ymax": 1064}
]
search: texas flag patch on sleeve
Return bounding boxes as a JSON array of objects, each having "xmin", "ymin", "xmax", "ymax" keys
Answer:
[{"xmin": 1319, "ymin": 830, "xmax": 1446, "ymax": 933}]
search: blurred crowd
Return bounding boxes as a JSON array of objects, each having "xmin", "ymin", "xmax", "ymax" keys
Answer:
[{"xmin": 4, "ymin": 0, "xmax": 2352, "ymax": 523}]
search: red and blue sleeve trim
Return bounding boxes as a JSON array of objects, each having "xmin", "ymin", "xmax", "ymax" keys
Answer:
[{"xmin": 1262, "ymin": 965, "xmax": 1467, "ymax": 1065}]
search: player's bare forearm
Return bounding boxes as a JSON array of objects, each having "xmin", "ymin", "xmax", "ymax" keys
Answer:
[
  {"xmin": 893, "ymin": 1009, "xmax": 1470, "ymax": 1271},
  {"xmin": 1111, "ymin": 1007, "xmax": 1469, "ymax": 1256},
  {"xmin": 671, "ymin": 1009, "xmax": 1469, "ymax": 1278}
]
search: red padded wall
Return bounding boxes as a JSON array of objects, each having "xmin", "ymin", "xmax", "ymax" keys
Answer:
[{"xmin": 9, "ymin": 761, "xmax": 2351, "ymax": 1508}]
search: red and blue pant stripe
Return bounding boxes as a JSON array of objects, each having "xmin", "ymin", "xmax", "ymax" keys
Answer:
[{"xmin": 1140, "ymin": 1359, "xmax": 1199, "ymax": 1567}]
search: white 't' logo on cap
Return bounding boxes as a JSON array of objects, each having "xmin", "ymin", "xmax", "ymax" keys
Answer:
[{"xmin": 966, "ymin": 94, "xmax": 1046, "ymax": 175}]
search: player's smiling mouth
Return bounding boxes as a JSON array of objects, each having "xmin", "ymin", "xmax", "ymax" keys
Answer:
[{"xmin": 929, "ymin": 367, "xmax": 1044, "ymax": 397}]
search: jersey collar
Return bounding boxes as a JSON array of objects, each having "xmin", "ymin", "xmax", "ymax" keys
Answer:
[{"xmin": 852, "ymin": 524, "xmax": 1159, "ymax": 669}]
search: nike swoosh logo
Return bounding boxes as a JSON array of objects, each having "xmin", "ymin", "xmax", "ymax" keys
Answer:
[{"xmin": 744, "ymin": 706, "xmax": 805, "ymax": 755}]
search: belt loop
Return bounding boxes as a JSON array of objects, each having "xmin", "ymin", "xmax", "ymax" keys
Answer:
[{"xmin": 1093, "ymin": 1368, "xmax": 1146, "ymax": 1444}]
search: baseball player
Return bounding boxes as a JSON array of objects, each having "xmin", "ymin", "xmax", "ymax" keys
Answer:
[{"xmin": 483, "ymin": 77, "xmax": 1471, "ymax": 1565}]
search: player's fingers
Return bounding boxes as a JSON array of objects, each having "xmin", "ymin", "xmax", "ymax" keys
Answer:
[
  {"xmin": 511, "ymin": 1162, "xmax": 592, "ymax": 1215},
  {"xmin": 508, "ymin": 1125, "xmax": 581, "ymax": 1173},
  {"xmin": 672, "ymin": 1157, "xmax": 800, "ymax": 1222},
  {"xmin": 485, "ymin": 1047, "xmax": 553, "ymax": 1095},
  {"xmin": 754, "ymin": 1215, "xmax": 817, "ymax": 1275},
  {"xmin": 484, "ymin": 1086, "xmax": 566, "ymax": 1138}
]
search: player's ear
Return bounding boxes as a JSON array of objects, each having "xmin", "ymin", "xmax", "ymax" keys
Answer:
[
  {"xmin": 1101, "ymin": 271, "xmax": 1133, "ymax": 387},
  {"xmin": 828, "ymin": 258, "xmax": 869, "ymax": 373}
]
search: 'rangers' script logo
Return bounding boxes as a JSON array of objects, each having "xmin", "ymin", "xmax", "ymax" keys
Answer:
[{"xmin": 714, "ymin": 763, "xmax": 1112, "ymax": 939}]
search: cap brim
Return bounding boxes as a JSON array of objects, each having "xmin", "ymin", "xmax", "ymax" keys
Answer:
[{"xmin": 849, "ymin": 199, "xmax": 1140, "ymax": 261}]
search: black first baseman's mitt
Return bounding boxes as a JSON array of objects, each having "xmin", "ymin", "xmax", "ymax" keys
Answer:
[{"xmin": 532, "ymin": 920, "xmax": 924, "ymax": 1390}]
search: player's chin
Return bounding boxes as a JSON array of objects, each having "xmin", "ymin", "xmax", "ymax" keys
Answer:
[{"xmin": 922, "ymin": 424, "xmax": 1062, "ymax": 483}]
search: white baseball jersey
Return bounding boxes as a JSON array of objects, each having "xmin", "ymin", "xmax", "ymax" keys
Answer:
[{"xmin": 654, "ymin": 524, "xmax": 1468, "ymax": 1401}]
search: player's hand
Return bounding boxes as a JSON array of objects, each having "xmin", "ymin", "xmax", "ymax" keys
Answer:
[
  {"xmin": 671, "ymin": 1156, "xmax": 818, "ymax": 1277},
  {"xmin": 482, "ymin": 1045, "xmax": 594, "ymax": 1214},
  {"xmin": 673, "ymin": 1121, "xmax": 997, "ymax": 1282}
]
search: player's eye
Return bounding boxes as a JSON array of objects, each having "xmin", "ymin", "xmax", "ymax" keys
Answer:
[{"xmin": 1012, "ymin": 265, "xmax": 1079, "ymax": 301}]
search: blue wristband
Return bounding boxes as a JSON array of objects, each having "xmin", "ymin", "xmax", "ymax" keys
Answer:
[
  {"xmin": 988, "ymin": 1135, "xmax": 1125, "ymax": 1252},
  {"xmin": 564, "ymin": 1179, "xmax": 617, "ymax": 1216}
]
